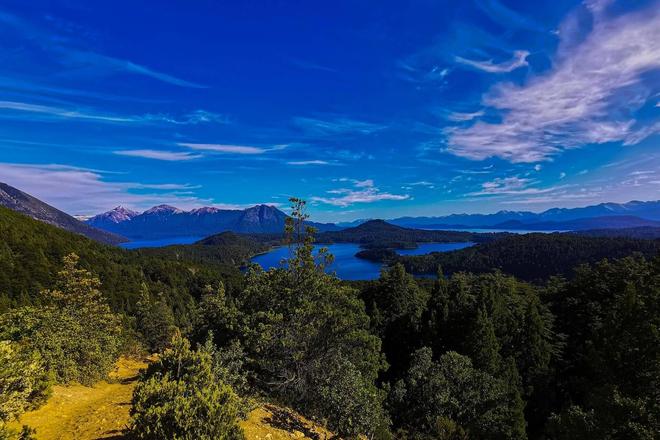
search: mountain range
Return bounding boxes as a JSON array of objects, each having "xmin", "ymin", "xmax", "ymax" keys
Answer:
[
  {"xmin": 0, "ymin": 182, "xmax": 127, "ymax": 245},
  {"xmin": 87, "ymin": 204, "xmax": 339, "ymax": 240},
  {"xmin": 335, "ymin": 200, "xmax": 660, "ymax": 230}
]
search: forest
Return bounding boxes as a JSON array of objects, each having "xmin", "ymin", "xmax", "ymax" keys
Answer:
[{"xmin": 0, "ymin": 200, "xmax": 658, "ymax": 439}]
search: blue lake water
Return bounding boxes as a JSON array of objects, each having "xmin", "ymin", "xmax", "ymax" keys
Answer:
[
  {"xmin": 250, "ymin": 242, "xmax": 475, "ymax": 280},
  {"xmin": 120, "ymin": 236, "xmax": 203, "ymax": 249}
]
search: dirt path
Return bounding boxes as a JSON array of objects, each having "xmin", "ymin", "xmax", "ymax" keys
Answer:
[
  {"xmin": 11, "ymin": 357, "xmax": 331, "ymax": 440},
  {"xmin": 10, "ymin": 358, "xmax": 146, "ymax": 440}
]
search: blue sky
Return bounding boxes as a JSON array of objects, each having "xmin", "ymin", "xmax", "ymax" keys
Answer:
[{"xmin": 0, "ymin": 0, "xmax": 658, "ymax": 222}]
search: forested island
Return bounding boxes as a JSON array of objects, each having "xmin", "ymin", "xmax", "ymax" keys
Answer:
[{"xmin": 1, "ymin": 200, "xmax": 658, "ymax": 440}]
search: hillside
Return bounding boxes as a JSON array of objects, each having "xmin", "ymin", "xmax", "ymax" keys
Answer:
[
  {"xmin": 0, "ymin": 182, "xmax": 127, "ymax": 245},
  {"xmin": 394, "ymin": 232, "xmax": 660, "ymax": 282},
  {"xmin": 576, "ymin": 226, "xmax": 660, "ymax": 239},
  {"xmin": 0, "ymin": 205, "xmax": 244, "ymax": 313},
  {"xmin": 315, "ymin": 219, "xmax": 503, "ymax": 247}
]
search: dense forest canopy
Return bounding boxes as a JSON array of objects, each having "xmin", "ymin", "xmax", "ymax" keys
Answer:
[
  {"xmin": 390, "ymin": 232, "xmax": 660, "ymax": 282},
  {"xmin": 0, "ymin": 200, "xmax": 658, "ymax": 439}
]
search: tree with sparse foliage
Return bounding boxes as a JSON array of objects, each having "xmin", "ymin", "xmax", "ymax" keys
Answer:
[{"xmin": 0, "ymin": 254, "xmax": 123, "ymax": 385}]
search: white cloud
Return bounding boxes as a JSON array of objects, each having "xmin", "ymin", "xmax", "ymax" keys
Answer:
[
  {"xmin": 311, "ymin": 179, "xmax": 409, "ymax": 207},
  {"xmin": 559, "ymin": 172, "xmax": 567, "ymax": 179},
  {"xmin": 114, "ymin": 149, "xmax": 202, "ymax": 161},
  {"xmin": 468, "ymin": 176, "xmax": 569, "ymax": 197},
  {"xmin": 287, "ymin": 160, "xmax": 333, "ymax": 166},
  {"xmin": 446, "ymin": 3, "xmax": 660, "ymax": 163},
  {"xmin": 178, "ymin": 143, "xmax": 266, "ymax": 155},
  {"xmin": 447, "ymin": 110, "xmax": 485, "ymax": 122},
  {"xmin": 455, "ymin": 50, "xmax": 529, "ymax": 73},
  {"xmin": 0, "ymin": 162, "xmax": 212, "ymax": 214}
]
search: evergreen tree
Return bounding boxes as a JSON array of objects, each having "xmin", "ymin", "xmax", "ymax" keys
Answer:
[
  {"xmin": 466, "ymin": 307, "xmax": 502, "ymax": 375},
  {"xmin": 130, "ymin": 332, "xmax": 244, "ymax": 440},
  {"xmin": 135, "ymin": 283, "xmax": 177, "ymax": 353}
]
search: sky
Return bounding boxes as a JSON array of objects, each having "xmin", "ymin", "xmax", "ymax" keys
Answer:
[{"xmin": 0, "ymin": 0, "xmax": 658, "ymax": 222}]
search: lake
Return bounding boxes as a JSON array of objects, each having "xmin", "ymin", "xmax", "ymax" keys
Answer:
[
  {"xmin": 119, "ymin": 236, "xmax": 203, "ymax": 249},
  {"xmin": 250, "ymin": 242, "xmax": 474, "ymax": 280}
]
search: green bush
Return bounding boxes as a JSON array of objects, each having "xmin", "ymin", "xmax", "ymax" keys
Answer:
[{"xmin": 130, "ymin": 332, "xmax": 244, "ymax": 440}]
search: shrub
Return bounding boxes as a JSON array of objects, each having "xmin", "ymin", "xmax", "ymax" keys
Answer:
[{"xmin": 130, "ymin": 332, "xmax": 244, "ymax": 440}]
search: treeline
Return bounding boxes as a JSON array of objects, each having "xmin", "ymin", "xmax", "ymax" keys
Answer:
[
  {"xmin": 1, "ymin": 201, "xmax": 658, "ymax": 439},
  {"xmin": 0, "ymin": 206, "xmax": 248, "ymax": 316},
  {"xmin": 394, "ymin": 232, "xmax": 660, "ymax": 282}
]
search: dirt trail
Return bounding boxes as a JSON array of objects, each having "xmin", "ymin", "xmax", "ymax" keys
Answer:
[
  {"xmin": 11, "ymin": 357, "xmax": 332, "ymax": 440},
  {"xmin": 10, "ymin": 357, "xmax": 146, "ymax": 440}
]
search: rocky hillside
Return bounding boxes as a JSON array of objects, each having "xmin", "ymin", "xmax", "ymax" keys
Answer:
[{"xmin": 0, "ymin": 182, "xmax": 127, "ymax": 245}]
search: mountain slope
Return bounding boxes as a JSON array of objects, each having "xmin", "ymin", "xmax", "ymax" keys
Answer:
[
  {"xmin": 87, "ymin": 204, "xmax": 338, "ymax": 239},
  {"xmin": 0, "ymin": 182, "xmax": 127, "ymax": 245}
]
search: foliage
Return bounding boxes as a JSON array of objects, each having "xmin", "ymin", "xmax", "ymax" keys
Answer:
[
  {"xmin": 135, "ymin": 283, "xmax": 177, "ymax": 353},
  {"xmin": 0, "ymin": 341, "xmax": 50, "ymax": 422},
  {"xmin": 236, "ymin": 198, "xmax": 387, "ymax": 437},
  {"xmin": 0, "ymin": 205, "xmax": 241, "ymax": 322},
  {"xmin": 0, "ymin": 254, "xmax": 123, "ymax": 385},
  {"xmin": 396, "ymin": 233, "xmax": 660, "ymax": 281},
  {"xmin": 362, "ymin": 264, "xmax": 429, "ymax": 378},
  {"xmin": 546, "ymin": 255, "xmax": 660, "ymax": 438},
  {"xmin": 130, "ymin": 332, "xmax": 244, "ymax": 440},
  {"xmin": 390, "ymin": 348, "xmax": 526, "ymax": 440}
]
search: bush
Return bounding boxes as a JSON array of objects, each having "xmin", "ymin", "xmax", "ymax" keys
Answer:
[{"xmin": 130, "ymin": 332, "xmax": 244, "ymax": 440}]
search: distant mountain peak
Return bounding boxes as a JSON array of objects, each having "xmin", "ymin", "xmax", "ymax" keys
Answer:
[
  {"xmin": 190, "ymin": 207, "xmax": 222, "ymax": 215},
  {"xmin": 88, "ymin": 206, "xmax": 139, "ymax": 226},
  {"xmin": 143, "ymin": 204, "xmax": 184, "ymax": 215}
]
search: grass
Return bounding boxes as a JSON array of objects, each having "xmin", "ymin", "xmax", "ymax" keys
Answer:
[{"xmin": 10, "ymin": 357, "xmax": 333, "ymax": 440}]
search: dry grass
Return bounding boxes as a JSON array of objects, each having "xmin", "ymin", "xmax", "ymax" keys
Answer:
[
  {"xmin": 9, "ymin": 357, "xmax": 146, "ymax": 440},
  {"xmin": 10, "ymin": 357, "xmax": 334, "ymax": 440}
]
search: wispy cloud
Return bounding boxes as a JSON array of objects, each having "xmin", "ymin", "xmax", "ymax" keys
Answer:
[
  {"xmin": 290, "ymin": 58, "xmax": 337, "ymax": 73},
  {"xmin": 0, "ymin": 100, "xmax": 136, "ymax": 122},
  {"xmin": 446, "ymin": 110, "xmax": 485, "ymax": 122},
  {"xmin": 446, "ymin": 3, "xmax": 660, "ymax": 163},
  {"xmin": 475, "ymin": 0, "xmax": 546, "ymax": 32},
  {"xmin": 455, "ymin": 50, "xmax": 529, "ymax": 73},
  {"xmin": 312, "ymin": 179, "xmax": 409, "ymax": 207},
  {"xmin": 468, "ymin": 176, "xmax": 568, "ymax": 197},
  {"xmin": 293, "ymin": 116, "xmax": 387, "ymax": 136},
  {"xmin": 114, "ymin": 149, "xmax": 202, "ymax": 161},
  {"xmin": 178, "ymin": 143, "xmax": 267, "ymax": 155},
  {"xmin": 62, "ymin": 50, "xmax": 207, "ymax": 88},
  {"xmin": 287, "ymin": 160, "xmax": 336, "ymax": 166},
  {"xmin": 0, "ymin": 100, "xmax": 226, "ymax": 126}
]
